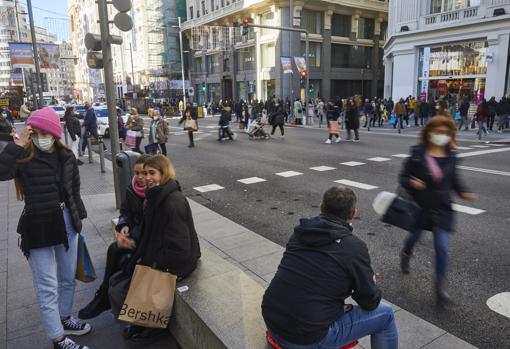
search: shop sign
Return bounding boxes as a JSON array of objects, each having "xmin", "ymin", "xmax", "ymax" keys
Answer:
[{"xmin": 420, "ymin": 47, "xmax": 430, "ymax": 101}]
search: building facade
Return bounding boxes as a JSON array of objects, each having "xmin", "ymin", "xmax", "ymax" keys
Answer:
[
  {"xmin": 385, "ymin": 0, "xmax": 510, "ymax": 102},
  {"xmin": 181, "ymin": 0, "xmax": 388, "ymax": 104}
]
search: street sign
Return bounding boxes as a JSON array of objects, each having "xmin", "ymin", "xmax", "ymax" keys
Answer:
[
  {"xmin": 0, "ymin": 99, "xmax": 9, "ymax": 107},
  {"xmin": 188, "ymin": 87, "xmax": 194, "ymax": 96}
]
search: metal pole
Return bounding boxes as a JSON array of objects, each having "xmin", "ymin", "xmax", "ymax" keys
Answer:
[
  {"xmin": 178, "ymin": 17, "xmax": 186, "ymax": 106},
  {"xmin": 305, "ymin": 33, "xmax": 309, "ymax": 124},
  {"xmin": 98, "ymin": 137, "xmax": 106, "ymax": 173},
  {"xmin": 97, "ymin": 0, "xmax": 121, "ymax": 208},
  {"xmin": 129, "ymin": 43, "xmax": 135, "ymax": 84},
  {"xmin": 26, "ymin": 0, "xmax": 44, "ymax": 107},
  {"xmin": 289, "ymin": 0, "xmax": 293, "ymax": 103},
  {"xmin": 14, "ymin": 0, "xmax": 27, "ymax": 104}
]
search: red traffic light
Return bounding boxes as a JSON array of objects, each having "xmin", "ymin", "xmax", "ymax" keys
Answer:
[
  {"xmin": 300, "ymin": 70, "xmax": 307, "ymax": 78},
  {"xmin": 242, "ymin": 17, "xmax": 250, "ymax": 26}
]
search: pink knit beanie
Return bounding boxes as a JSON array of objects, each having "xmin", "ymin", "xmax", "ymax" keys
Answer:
[{"xmin": 26, "ymin": 107, "xmax": 62, "ymax": 139}]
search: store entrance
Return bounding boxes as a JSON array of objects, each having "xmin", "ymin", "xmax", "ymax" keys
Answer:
[{"xmin": 427, "ymin": 78, "xmax": 485, "ymax": 103}]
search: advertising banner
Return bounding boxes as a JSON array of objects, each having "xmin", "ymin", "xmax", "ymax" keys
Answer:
[
  {"xmin": 280, "ymin": 56, "xmax": 293, "ymax": 74},
  {"xmin": 9, "ymin": 42, "xmax": 60, "ymax": 69},
  {"xmin": 420, "ymin": 47, "xmax": 431, "ymax": 101},
  {"xmin": 293, "ymin": 56, "xmax": 307, "ymax": 73},
  {"xmin": 10, "ymin": 72, "xmax": 23, "ymax": 86}
]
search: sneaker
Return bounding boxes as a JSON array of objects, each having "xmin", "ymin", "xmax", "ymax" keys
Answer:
[
  {"xmin": 61, "ymin": 316, "xmax": 92, "ymax": 336},
  {"xmin": 78, "ymin": 290, "xmax": 110, "ymax": 320},
  {"xmin": 53, "ymin": 337, "xmax": 90, "ymax": 349},
  {"xmin": 353, "ymin": 139, "xmax": 360, "ymax": 142},
  {"xmin": 335, "ymin": 137, "xmax": 342, "ymax": 143},
  {"xmin": 325, "ymin": 139, "xmax": 332, "ymax": 144},
  {"xmin": 77, "ymin": 159, "xmax": 84, "ymax": 166}
]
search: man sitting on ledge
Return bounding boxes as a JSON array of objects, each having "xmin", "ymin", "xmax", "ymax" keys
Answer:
[{"xmin": 262, "ymin": 186, "xmax": 398, "ymax": 349}]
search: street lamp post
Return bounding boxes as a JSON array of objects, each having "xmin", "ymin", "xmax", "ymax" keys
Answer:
[{"xmin": 178, "ymin": 17, "xmax": 186, "ymax": 106}]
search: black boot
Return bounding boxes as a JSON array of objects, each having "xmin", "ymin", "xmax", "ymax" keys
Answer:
[
  {"xmin": 400, "ymin": 251, "xmax": 411, "ymax": 274},
  {"xmin": 78, "ymin": 288, "xmax": 111, "ymax": 320},
  {"xmin": 128, "ymin": 328, "xmax": 168, "ymax": 345},
  {"xmin": 435, "ymin": 276, "xmax": 455, "ymax": 307}
]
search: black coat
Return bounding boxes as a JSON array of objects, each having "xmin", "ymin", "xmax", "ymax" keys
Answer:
[
  {"xmin": 269, "ymin": 107, "xmax": 285, "ymax": 126},
  {"xmin": 345, "ymin": 107, "xmax": 359, "ymax": 129},
  {"xmin": 65, "ymin": 114, "xmax": 81, "ymax": 142},
  {"xmin": 399, "ymin": 145, "xmax": 467, "ymax": 232},
  {"xmin": 262, "ymin": 214, "xmax": 381, "ymax": 345},
  {"xmin": 132, "ymin": 180, "xmax": 201, "ymax": 277},
  {"xmin": 116, "ymin": 184, "xmax": 144, "ymax": 241}
]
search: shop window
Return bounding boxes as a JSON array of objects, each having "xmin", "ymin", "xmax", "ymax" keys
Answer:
[
  {"xmin": 206, "ymin": 54, "xmax": 220, "ymax": 74},
  {"xmin": 236, "ymin": 46, "xmax": 256, "ymax": 71},
  {"xmin": 358, "ymin": 18, "xmax": 374, "ymax": 40},
  {"xmin": 331, "ymin": 44, "xmax": 372, "ymax": 69},
  {"xmin": 380, "ymin": 22, "xmax": 388, "ymax": 41},
  {"xmin": 300, "ymin": 10, "xmax": 322, "ymax": 35},
  {"xmin": 300, "ymin": 41, "xmax": 321, "ymax": 68},
  {"xmin": 331, "ymin": 14, "xmax": 351, "ymax": 37},
  {"xmin": 261, "ymin": 43, "xmax": 275, "ymax": 68}
]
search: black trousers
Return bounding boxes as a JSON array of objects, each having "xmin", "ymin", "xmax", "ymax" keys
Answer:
[
  {"xmin": 100, "ymin": 242, "xmax": 131, "ymax": 295},
  {"xmin": 188, "ymin": 131, "xmax": 194, "ymax": 146},
  {"xmin": 271, "ymin": 124, "xmax": 284, "ymax": 136}
]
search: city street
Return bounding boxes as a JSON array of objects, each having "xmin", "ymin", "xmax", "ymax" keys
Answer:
[{"xmin": 114, "ymin": 116, "xmax": 510, "ymax": 348}]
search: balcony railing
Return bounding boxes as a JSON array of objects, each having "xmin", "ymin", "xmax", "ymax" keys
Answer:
[{"xmin": 423, "ymin": 6, "xmax": 480, "ymax": 26}]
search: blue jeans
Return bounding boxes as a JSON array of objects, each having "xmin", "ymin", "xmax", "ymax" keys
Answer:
[
  {"xmin": 28, "ymin": 208, "xmax": 79, "ymax": 340},
  {"xmin": 403, "ymin": 228, "xmax": 449, "ymax": 278},
  {"xmin": 269, "ymin": 303, "xmax": 398, "ymax": 349}
]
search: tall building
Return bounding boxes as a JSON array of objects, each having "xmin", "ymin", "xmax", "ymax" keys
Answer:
[
  {"xmin": 181, "ymin": 0, "xmax": 388, "ymax": 104},
  {"xmin": 384, "ymin": 0, "xmax": 510, "ymax": 102},
  {"xmin": 0, "ymin": 0, "xmax": 30, "ymax": 92},
  {"xmin": 68, "ymin": 0, "xmax": 183, "ymax": 102}
]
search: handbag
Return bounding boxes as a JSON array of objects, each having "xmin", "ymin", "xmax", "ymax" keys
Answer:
[
  {"xmin": 184, "ymin": 119, "xmax": 198, "ymax": 131},
  {"xmin": 454, "ymin": 111, "xmax": 461, "ymax": 121},
  {"xmin": 328, "ymin": 120, "xmax": 339, "ymax": 134},
  {"xmin": 389, "ymin": 114, "xmax": 397, "ymax": 125},
  {"xmin": 76, "ymin": 234, "xmax": 97, "ymax": 283},
  {"xmin": 125, "ymin": 130, "xmax": 137, "ymax": 148},
  {"xmin": 118, "ymin": 265, "xmax": 177, "ymax": 328},
  {"xmin": 373, "ymin": 188, "xmax": 421, "ymax": 232}
]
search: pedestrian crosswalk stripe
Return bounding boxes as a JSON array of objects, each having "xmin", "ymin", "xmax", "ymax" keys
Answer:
[
  {"xmin": 237, "ymin": 177, "xmax": 267, "ymax": 184},
  {"xmin": 310, "ymin": 166, "xmax": 336, "ymax": 172},
  {"xmin": 471, "ymin": 145, "xmax": 490, "ymax": 148},
  {"xmin": 392, "ymin": 154, "xmax": 411, "ymax": 158},
  {"xmin": 457, "ymin": 165, "xmax": 510, "ymax": 177},
  {"xmin": 451, "ymin": 203, "xmax": 485, "ymax": 215},
  {"xmin": 367, "ymin": 157, "xmax": 391, "ymax": 162},
  {"xmin": 206, "ymin": 125, "xmax": 220, "ymax": 129},
  {"xmin": 487, "ymin": 143, "xmax": 504, "ymax": 147},
  {"xmin": 340, "ymin": 161, "xmax": 365, "ymax": 167},
  {"xmin": 276, "ymin": 171, "xmax": 303, "ymax": 178},
  {"xmin": 457, "ymin": 147, "xmax": 510, "ymax": 158},
  {"xmin": 487, "ymin": 292, "xmax": 510, "ymax": 319},
  {"xmin": 193, "ymin": 184, "xmax": 225, "ymax": 193},
  {"xmin": 455, "ymin": 146, "xmax": 473, "ymax": 150},
  {"xmin": 334, "ymin": 179, "xmax": 378, "ymax": 190}
]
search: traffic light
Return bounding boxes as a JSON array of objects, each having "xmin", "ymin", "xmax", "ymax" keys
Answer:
[
  {"xmin": 242, "ymin": 17, "xmax": 251, "ymax": 36},
  {"xmin": 300, "ymin": 70, "xmax": 307, "ymax": 84},
  {"xmin": 202, "ymin": 82, "xmax": 206, "ymax": 91}
]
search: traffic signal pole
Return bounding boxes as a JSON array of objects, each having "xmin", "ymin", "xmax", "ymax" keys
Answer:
[
  {"xmin": 246, "ymin": 23, "xmax": 309, "ymax": 112},
  {"xmin": 97, "ymin": 0, "xmax": 122, "ymax": 208},
  {"xmin": 26, "ymin": 0, "xmax": 44, "ymax": 108}
]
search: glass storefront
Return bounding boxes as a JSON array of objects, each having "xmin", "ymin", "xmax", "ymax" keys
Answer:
[
  {"xmin": 261, "ymin": 79, "xmax": 275, "ymax": 101},
  {"xmin": 418, "ymin": 39, "xmax": 487, "ymax": 102}
]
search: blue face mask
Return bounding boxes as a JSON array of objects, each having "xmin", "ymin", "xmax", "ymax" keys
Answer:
[{"xmin": 32, "ymin": 137, "xmax": 55, "ymax": 152}]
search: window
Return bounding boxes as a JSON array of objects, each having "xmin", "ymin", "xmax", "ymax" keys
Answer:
[
  {"xmin": 260, "ymin": 12, "xmax": 275, "ymax": 36},
  {"xmin": 261, "ymin": 43, "xmax": 275, "ymax": 68},
  {"xmin": 194, "ymin": 57, "xmax": 203, "ymax": 72},
  {"xmin": 358, "ymin": 18, "xmax": 374, "ymax": 40},
  {"xmin": 300, "ymin": 42, "xmax": 321, "ymax": 68},
  {"xmin": 210, "ymin": 0, "xmax": 215, "ymax": 11},
  {"xmin": 201, "ymin": 1, "xmax": 206, "ymax": 15},
  {"xmin": 300, "ymin": 10, "xmax": 322, "ymax": 35},
  {"xmin": 331, "ymin": 44, "xmax": 372, "ymax": 69},
  {"xmin": 430, "ymin": 0, "xmax": 480, "ymax": 13},
  {"xmin": 331, "ymin": 14, "xmax": 351, "ymax": 37},
  {"xmin": 189, "ymin": 6, "xmax": 194, "ymax": 19},
  {"xmin": 380, "ymin": 22, "xmax": 388, "ymax": 41},
  {"xmin": 206, "ymin": 54, "xmax": 220, "ymax": 74},
  {"xmin": 236, "ymin": 46, "xmax": 256, "ymax": 71}
]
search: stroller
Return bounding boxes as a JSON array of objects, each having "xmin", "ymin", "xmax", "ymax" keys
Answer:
[{"xmin": 247, "ymin": 113, "xmax": 269, "ymax": 140}]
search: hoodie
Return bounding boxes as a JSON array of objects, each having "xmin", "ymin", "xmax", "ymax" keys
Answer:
[{"xmin": 262, "ymin": 213, "xmax": 381, "ymax": 345}]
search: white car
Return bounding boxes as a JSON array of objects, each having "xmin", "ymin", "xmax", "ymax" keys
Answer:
[
  {"xmin": 94, "ymin": 107, "xmax": 130, "ymax": 137},
  {"xmin": 49, "ymin": 105, "xmax": 66, "ymax": 120}
]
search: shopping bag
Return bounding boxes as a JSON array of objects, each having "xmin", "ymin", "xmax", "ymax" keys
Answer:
[
  {"xmin": 184, "ymin": 119, "xmax": 198, "ymax": 131},
  {"xmin": 125, "ymin": 130, "xmax": 137, "ymax": 148},
  {"xmin": 373, "ymin": 191, "xmax": 421, "ymax": 232},
  {"xmin": 76, "ymin": 234, "xmax": 97, "ymax": 283},
  {"xmin": 118, "ymin": 265, "xmax": 177, "ymax": 328},
  {"xmin": 389, "ymin": 114, "xmax": 397, "ymax": 125},
  {"xmin": 454, "ymin": 111, "xmax": 461, "ymax": 121},
  {"xmin": 328, "ymin": 120, "xmax": 339, "ymax": 134}
]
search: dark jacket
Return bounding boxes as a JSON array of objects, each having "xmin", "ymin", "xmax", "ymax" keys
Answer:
[
  {"xmin": 262, "ymin": 214, "xmax": 381, "ymax": 345},
  {"xmin": 65, "ymin": 114, "xmax": 81, "ymax": 142},
  {"xmin": 269, "ymin": 106, "xmax": 285, "ymax": 126},
  {"xmin": 219, "ymin": 106, "xmax": 232, "ymax": 127},
  {"xmin": 345, "ymin": 107, "xmax": 359, "ymax": 129},
  {"xmin": 488, "ymin": 98, "xmax": 497, "ymax": 117},
  {"xmin": 0, "ymin": 117, "xmax": 13, "ymax": 153},
  {"xmin": 399, "ymin": 145, "xmax": 467, "ymax": 232},
  {"xmin": 459, "ymin": 98, "xmax": 470, "ymax": 116},
  {"xmin": 0, "ymin": 143, "xmax": 87, "ymax": 252},
  {"xmin": 420, "ymin": 101, "xmax": 430, "ymax": 118},
  {"xmin": 132, "ymin": 180, "xmax": 201, "ymax": 277},
  {"xmin": 326, "ymin": 104, "xmax": 339, "ymax": 122},
  {"xmin": 116, "ymin": 184, "xmax": 144, "ymax": 240},
  {"xmin": 179, "ymin": 107, "xmax": 199, "ymax": 131},
  {"xmin": 83, "ymin": 107, "xmax": 97, "ymax": 132}
]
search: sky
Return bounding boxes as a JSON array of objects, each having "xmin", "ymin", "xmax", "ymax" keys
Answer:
[{"xmin": 20, "ymin": 0, "xmax": 71, "ymax": 41}]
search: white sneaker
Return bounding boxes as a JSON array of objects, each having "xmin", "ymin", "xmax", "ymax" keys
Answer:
[
  {"xmin": 54, "ymin": 337, "xmax": 90, "ymax": 349},
  {"xmin": 325, "ymin": 139, "xmax": 332, "ymax": 144},
  {"xmin": 61, "ymin": 316, "xmax": 92, "ymax": 336},
  {"xmin": 335, "ymin": 137, "xmax": 342, "ymax": 143}
]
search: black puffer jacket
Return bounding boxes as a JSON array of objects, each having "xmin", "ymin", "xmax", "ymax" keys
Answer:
[
  {"xmin": 129, "ymin": 180, "xmax": 201, "ymax": 277},
  {"xmin": 0, "ymin": 142, "xmax": 87, "ymax": 234},
  {"xmin": 115, "ymin": 184, "xmax": 144, "ymax": 241},
  {"xmin": 65, "ymin": 114, "xmax": 81, "ymax": 142}
]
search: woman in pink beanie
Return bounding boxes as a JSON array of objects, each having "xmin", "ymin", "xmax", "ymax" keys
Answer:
[{"xmin": 0, "ymin": 107, "xmax": 92, "ymax": 349}]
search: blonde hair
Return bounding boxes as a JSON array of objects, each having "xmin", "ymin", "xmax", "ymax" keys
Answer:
[
  {"xmin": 144, "ymin": 154, "xmax": 176, "ymax": 185},
  {"xmin": 130, "ymin": 107, "xmax": 138, "ymax": 115},
  {"xmin": 15, "ymin": 140, "xmax": 69, "ymax": 201}
]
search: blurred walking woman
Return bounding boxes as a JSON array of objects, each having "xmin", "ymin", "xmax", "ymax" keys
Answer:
[
  {"xmin": 399, "ymin": 116, "xmax": 476, "ymax": 305},
  {"xmin": 179, "ymin": 103, "xmax": 198, "ymax": 148},
  {"xmin": 0, "ymin": 108, "xmax": 91, "ymax": 349},
  {"xmin": 127, "ymin": 108, "xmax": 144, "ymax": 153}
]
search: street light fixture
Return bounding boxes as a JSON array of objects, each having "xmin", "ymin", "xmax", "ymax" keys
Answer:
[{"xmin": 172, "ymin": 17, "xmax": 186, "ymax": 106}]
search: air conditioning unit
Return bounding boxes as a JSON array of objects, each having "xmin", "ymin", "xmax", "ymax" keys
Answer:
[
  {"xmin": 400, "ymin": 26, "xmax": 409, "ymax": 32},
  {"xmin": 493, "ymin": 8, "xmax": 506, "ymax": 16}
]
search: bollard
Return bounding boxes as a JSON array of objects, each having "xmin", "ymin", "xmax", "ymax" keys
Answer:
[
  {"xmin": 98, "ymin": 136, "xmax": 106, "ymax": 173},
  {"xmin": 87, "ymin": 137, "xmax": 93, "ymax": 163}
]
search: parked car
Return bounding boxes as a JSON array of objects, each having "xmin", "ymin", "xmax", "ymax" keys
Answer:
[
  {"xmin": 94, "ymin": 107, "xmax": 129, "ymax": 137},
  {"xmin": 49, "ymin": 105, "xmax": 66, "ymax": 120}
]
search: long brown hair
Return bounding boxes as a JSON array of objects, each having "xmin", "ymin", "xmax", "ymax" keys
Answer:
[
  {"xmin": 15, "ymin": 139, "xmax": 69, "ymax": 201},
  {"xmin": 419, "ymin": 115, "xmax": 457, "ymax": 150}
]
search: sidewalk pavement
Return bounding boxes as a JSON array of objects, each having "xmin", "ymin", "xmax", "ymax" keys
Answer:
[{"xmin": 1, "ymin": 159, "xmax": 478, "ymax": 349}]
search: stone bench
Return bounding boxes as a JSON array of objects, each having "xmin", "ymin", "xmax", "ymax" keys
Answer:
[{"xmin": 111, "ymin": 218, "xmax": 272, "ymax": 349}]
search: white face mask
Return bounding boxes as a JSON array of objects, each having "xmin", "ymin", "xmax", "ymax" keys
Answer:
[
  {"xmin": 429, "ymin": 133, "xmax": 451, "ymax": 146},
  {"xmin": 32, "ymin": 137, "xmax": 55, "ymax": 152}
]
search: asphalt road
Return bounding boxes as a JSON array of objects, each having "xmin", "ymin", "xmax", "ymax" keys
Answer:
[{"xmin": 19, "ymin": 115, "xmax": 508, "ymax": 348}]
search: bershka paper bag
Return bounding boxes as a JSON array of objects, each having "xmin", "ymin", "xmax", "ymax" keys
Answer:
[{"xmin": 118, "ymin": 265, "xmax": 177, "ymax": 328}]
